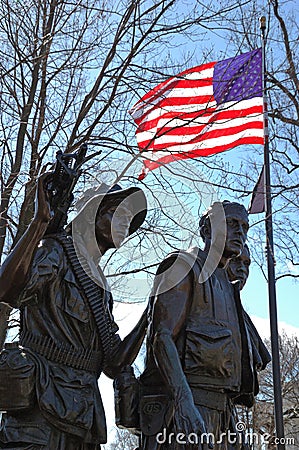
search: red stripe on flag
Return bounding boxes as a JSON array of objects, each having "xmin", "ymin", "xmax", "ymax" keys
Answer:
[
  {"xmin": 140, "ymin": 136, "xmax": 265, "ymax": 173},
  {"xmin": 154, "ymin": 121, "xmax": 264, "ymax": 146},
  {"xmin": 136, "ymin": 106, "xmax": 217, "ymax": 130},
  {"xmin": 136, "ymin": 104, "xmax": 263, "ymax": 134},
  {"xmin": 138, "ymin": 121, "xmax": 264, "ymax": 151},
  {"xmin": 152, "ymin": 108, "xmax": 264, "ymax": 138},
  {"xmin": 144, "ymin": 95, "xmax": 214, "ymax": 109},
  {"xmin": 135, "ymin": 95, "xmax": 215, "ymax": 125},
  {"xmin": 135, "ymin": 61, "xmax": 216, "ymax": 104}
]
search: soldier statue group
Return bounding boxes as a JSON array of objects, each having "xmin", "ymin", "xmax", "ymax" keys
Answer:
[{"xmin": 0, "ymin": 159, "xmax": 270, "ymax": 449}]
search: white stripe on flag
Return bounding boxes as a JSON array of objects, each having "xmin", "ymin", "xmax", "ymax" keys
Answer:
[
  {"xmin": 140, "ymin": 127, "xmax": 265, "ymax": 159},
  {"xmin": 137, "ymin": 110, "xmax": 263, "ymax": 146},
  {"xmin": 136, "ymin": 101, "xmax": 217, "ymax": 124},
  {"xmin": 137, "ymin": 97, "xmax": 262, "ymax": 128}
]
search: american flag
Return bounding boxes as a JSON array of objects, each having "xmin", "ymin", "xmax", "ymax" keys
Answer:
[{"xmin": 130, "ymin": 48, "xmax": 265, "ymax": 180}]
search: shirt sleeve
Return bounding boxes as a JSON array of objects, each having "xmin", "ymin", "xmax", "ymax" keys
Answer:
[
  {"xmin": 105, "ymin": 293, "xmax": 121, "ymax": 350},
  {"xmin": 147, "ymin": 255, "xmax": 194, "ymax": 343},
  {"xmin": 18, "ymin": 238, "xmax": 63, "ymax": 306}
]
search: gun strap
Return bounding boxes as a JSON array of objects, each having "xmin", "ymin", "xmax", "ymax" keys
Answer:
[{"xmin": 50, "ymin": 233, "xmax": 114, "ymax": 369}]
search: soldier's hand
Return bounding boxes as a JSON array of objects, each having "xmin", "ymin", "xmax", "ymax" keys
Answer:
[
  {"xmin": 173, "ymin": 392, "xmax": 212, "ymax": 450},
  {"xmin": 34, "ymin": 172, "xmax": 53, "ymax": 224}
]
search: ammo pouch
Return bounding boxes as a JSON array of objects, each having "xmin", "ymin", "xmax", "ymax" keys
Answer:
[
  {"xmin": 0, "ymin": 342, "xmax": 36, "ymax": 413},
  {"xmin": 114, "ymin": 365, "xmax": 140, "ymax": 432},
  {"xmin": 139, "ymin": 393, "xmax": 172, "ymax": 436},
  {"xmin": 114, "ymin": 367, "xmax": 172, "ymax": 437}
]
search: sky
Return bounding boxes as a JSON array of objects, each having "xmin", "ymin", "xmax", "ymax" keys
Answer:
[
  {"xmin": 103, "ymin": 145, "xmax": 299, "ymax": 331},
  {"xmin": 220, "ymin": 146, "xmax": 299, "ymax": 329},
  {"xmin": 106, "ymin": 0, "xmax": 298, "ymax": 329},
  {"xmin": 168, "ymin": 0, "xmax": 298, "ymax": 332}
]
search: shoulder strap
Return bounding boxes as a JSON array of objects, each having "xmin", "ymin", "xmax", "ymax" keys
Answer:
[
  {"xmin": 51, "ymin": 233, "xmax": 114, "ymax": 368},
  {"xmin": 162, "ymin": 247, "xmax": 202, "ymax": 280}
]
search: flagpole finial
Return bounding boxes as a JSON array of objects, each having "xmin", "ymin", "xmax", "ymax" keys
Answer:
[{"xmin": 259, "ymin": 16, "xmax": 266, "ymax": 31}]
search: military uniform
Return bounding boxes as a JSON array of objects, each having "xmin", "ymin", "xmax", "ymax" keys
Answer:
[
  {"xmin": 0, "ymin": 236, "xmax": 119, "ymax": 449},
  {"xmin": 139, "ymin": 247, "xmax": 270, "ymax": 450}
]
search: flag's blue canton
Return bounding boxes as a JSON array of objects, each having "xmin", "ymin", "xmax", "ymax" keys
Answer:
[{"xmin": 213, "ymin": 48, "xmax": 262, "ymax": 105}]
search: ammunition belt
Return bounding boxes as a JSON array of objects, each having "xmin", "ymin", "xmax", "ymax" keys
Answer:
[
  {"xmin": 48, "ymin": 233, "xmax": 114, "ymax": 368},
  {"xmin": 20, "ymin": 330, "xmax": 102, "ymax": 373}
]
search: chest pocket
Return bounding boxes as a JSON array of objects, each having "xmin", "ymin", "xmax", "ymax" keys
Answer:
[
  {"xmin": 184, "ymin": 323, "xmax": 233, "ymax": 380},
  {"xmin": 57, "ymin": 268, "xmax": 90, "ymax": 323}
]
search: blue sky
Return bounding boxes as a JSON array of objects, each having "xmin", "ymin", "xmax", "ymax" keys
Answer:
[
  {"xmin": 220, "ymin": 147, "xmax": 298, "ymax": 330},
  {"xmin": 104, "ymin": 145, "xmax": 298, "ymax": 331},
  {"xmin": 99, "ymin": 0, "xmax": 298, "ymax": 332},
  {"xmin": 242, "ymin": 255, "xmax": 298, "ymax": 328}
]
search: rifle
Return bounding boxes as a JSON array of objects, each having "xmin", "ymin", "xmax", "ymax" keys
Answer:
[{"xmin": 44, "ymin": 144, "xmax": 88, "ymax": 235}]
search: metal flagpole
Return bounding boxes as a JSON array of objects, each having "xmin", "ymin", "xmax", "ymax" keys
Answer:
[{"xmin": 260, "ymin": 16, "xmax": 285, "ymax": 449}]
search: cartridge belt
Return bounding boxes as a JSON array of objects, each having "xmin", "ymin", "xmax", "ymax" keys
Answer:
[
  {"xmin": 48, "ymin": 233, "xmax": 114, "ymax": 368},
  {"xmin": 20, "ymin": 330, "xmax": 102, "ymax": 374}
]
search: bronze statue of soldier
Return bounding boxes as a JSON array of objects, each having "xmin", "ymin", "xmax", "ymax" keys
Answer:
[
  {"xmin": 226, "ymin": 243, "xmax": 251, "ymax": 290},
  {"xmin": 0, "ymin": 174, "xmax": 147, "ymax": 449},
  {"xmin": 226, "ymin": 244, "xmax": 271, "ymax": 410},
  {"xmin": 138, "ymin": 200, "xmax": 267, "ymax": 450}
]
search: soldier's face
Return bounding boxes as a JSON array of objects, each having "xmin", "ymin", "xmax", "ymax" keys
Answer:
[
  {"xmin": 223, "ymin": 210, "xmax": 249, "ymax": 259},
  {"xmin": 227, "ymin": 246, "xmax": 251, "ymax": 290},
  {"xmin": 95, "ymin": 200, "xmax": 134, "ymax": 250}
]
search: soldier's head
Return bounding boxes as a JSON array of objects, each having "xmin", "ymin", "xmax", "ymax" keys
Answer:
[
  {"xmin": 199, "ymin": 200, "xmax": 249, "ymax": 260},
  {"xmin": 71, "ymin": 183, "xmax": 147, "ymax": 256},
  {"xmin": 227, "ymin": 244, "xmax": 251, "ymax": 290}
]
